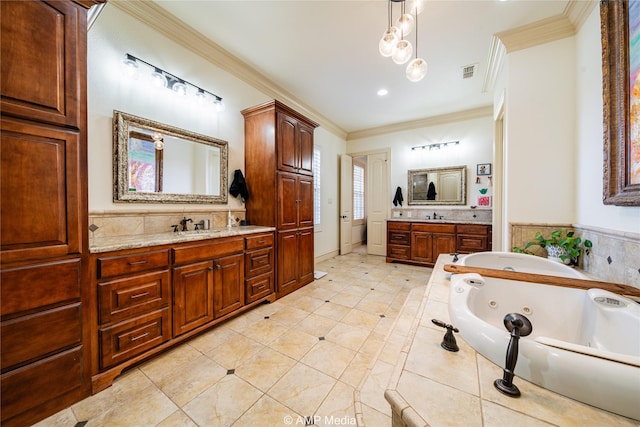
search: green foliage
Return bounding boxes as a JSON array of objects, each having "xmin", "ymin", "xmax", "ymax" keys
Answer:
[{"xmin": 512, "ymin": 230, "xmax": 592, "ymax": 264}]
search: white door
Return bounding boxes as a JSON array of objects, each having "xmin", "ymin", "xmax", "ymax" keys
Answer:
[
  {"xmin": 367, "ymin": 152, "xmax": 388, "ymax": 256},
  {"xmin": 340, "ymin": 154, "xmax": 353, "ymax": 255}
]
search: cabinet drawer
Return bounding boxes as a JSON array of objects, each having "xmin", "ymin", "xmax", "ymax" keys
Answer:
[
  {"xmin": 457, "ymin": 235, "xmax": 488, "ymax": 253},
  {"xmin": 172, "ymin": 238, "xmax": 244, "ymax": 265},
  {"xmin": 1, "ymin": 259, "xmax": 80, "ymax": 316},
  {"xmin": 388, "ymin": 245, "xmax": 411, "ymax": 259},
  {"xmin": 1, "ymin": 347, "xmax": 83, "ymax": 423},
  {"xmin": 99, "ymin": 308, "xmax": 170, "ymax": 369},
  {"xmin": 387, "ymin": 221, "xmax": 410, "ymax": 231},
  {"xmin": 98, "ymin": 270, "xmax": 170, "ymax": 325},
  {"xmin": 1, "ymin": 303, "xmax": 81, "ymax": 370},
  {"xmin": 245, "ymin": 247, "xmax": 273, "ymax": 278},
  {"xmin": 97, "ymin": 250, "xmax": 169, "ymax": 279},
  {"xmin": 388, "ymin": 231, "xmax": 410, "ymax": 245},
  {"xmin": 245, "ymin": 272, "xmax": 274, "ymax": 304},
  {"xmin": 245, "ymin": 233, "xmax": 274, "ymax": 250},
  {"xmin": 457, "ymin": 224, "xmax": 489, "ymax": 235},
  {"xmin": 412, "ymin": 223, "xmax": 456, "ymax": 233}
]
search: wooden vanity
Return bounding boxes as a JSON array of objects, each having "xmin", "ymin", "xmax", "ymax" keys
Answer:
[
  {"xmin": 89, "ymin": 227, "xmax": 275, "ymax": 392},
  {"xmin": 387, "ymin": 220, "xmax": 492, "ymax": 267}
]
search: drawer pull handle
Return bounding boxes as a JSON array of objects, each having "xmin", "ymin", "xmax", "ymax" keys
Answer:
[
  {"xmin": 128, "ymin": 260, "xmax": 149, "ymax": 265},
  {"xmin": 130, "ymin": 292, "xmax": 150, "ymax": 299},
  {"xmin": 130, "ymin": 332, "xmax": 150, "ymax": 341}
]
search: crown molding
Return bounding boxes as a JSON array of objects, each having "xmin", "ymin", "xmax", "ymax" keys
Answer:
[
  {"xmin": 563, "ymin": 0, "xmax": 598, "ymax": 31},
  {"xmin": 496, "ymin": 14, "xmax": 576, "ymax": 53},
  {"xmin": 482, "ymin": 35, "xmax": 506, "ymax": 94},
  {"xmin": 346, "ymin": 106, "xmax": 493, "ymax": 141},
  {"xmin": 108, "ymin": 0, "xmax": 347, "ymax": 139}
]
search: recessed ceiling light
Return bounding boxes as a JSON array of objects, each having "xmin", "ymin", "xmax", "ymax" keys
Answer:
[{"xmin": 377, "ymin": 88, "xmax": 388, "ymax": 96}]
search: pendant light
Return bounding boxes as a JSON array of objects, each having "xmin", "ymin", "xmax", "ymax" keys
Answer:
[
  {"xmin": 379, "ymin": 1, "xmax": 399, "ymax": 57},
  {"xmin": 391, "ymin": 0, "xmax": 412, "ymax": 65},
  {"xmin": 406, "ymin": 4, "xmax": 427, "ymax": 82}
]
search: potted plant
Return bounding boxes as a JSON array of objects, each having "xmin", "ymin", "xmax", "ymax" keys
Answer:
[{"xmin": 513, "ymin": 229, "xmax": 592, "ymax": 265}]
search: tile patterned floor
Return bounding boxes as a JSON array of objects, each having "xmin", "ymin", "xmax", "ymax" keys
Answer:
[{"xmin": 36, "ymin": 247, "xmax": 431, "ymax": 427}]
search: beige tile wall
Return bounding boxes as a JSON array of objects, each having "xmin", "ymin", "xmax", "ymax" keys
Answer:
[
  {"xmin": 511, "ymin": 223, "xmax": 640, "ymax": 288},
  {"xmin": 89, "ymin": 209, "xmax": 246, "ymax": 238}
]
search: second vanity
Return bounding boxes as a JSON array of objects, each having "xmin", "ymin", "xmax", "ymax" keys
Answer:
[
  {"xmin": 88, "ymin": 226, "xmax": 275, "ymax": 392},
  {"xmin": 387, "ymin": 219, "xmax": 492, "ymax": 267}
]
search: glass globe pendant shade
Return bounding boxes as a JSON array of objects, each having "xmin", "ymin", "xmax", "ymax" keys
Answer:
[
  {"xmin": 378, "ymin": 27, "xmax": 399, "ymax": 57},
  {"xmin": 406, "ymin": 57, "xmax": 428, "ymax": 82},
  {"xmin": 396, "ymin": 13, "xmax": 414, "ymax": 36},
  {"xmin": 392, "ymin": 39, "xmax": 413, "ymax": 65},
  {"xmin": 151, "ymin": 69, "xmax": 167, "ymax": 88}
]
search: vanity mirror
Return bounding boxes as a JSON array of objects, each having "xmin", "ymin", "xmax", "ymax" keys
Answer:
[
  {"xmin": 408, "ymin": 166, "xmax": 466, "ymax": 205},
  {"xmin": 113, "ymin": 110, "xmax": 228, "ymax": 203}
]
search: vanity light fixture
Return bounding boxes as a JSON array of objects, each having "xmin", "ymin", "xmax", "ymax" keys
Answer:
[
  {"xmin": 411, "ymin": 141, "xmax": 460, "ymax": 151},
  {"xmin": 122, "ymin": 53, "xmax": 225, "ymax": 111}
]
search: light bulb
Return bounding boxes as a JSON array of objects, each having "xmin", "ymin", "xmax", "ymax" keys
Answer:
[
  {"xmin": 396, "ymin": 13, "xmax": 414, "ymax": 36},
  {"xmin": 122, "ymin": 56, "xmax": 139, "ymax": 78},
  {"xmin": 152, "ymin": 133, "xmax": 164, "ymax": 150},
  {"xmin": 172, "ymin": 81, "xmax": 187, "ymax": 96},
  {"xmin": 378, "ymin": 27, "xmax": 399, "ymax": 57},
  {"xmin": 151, "ymin": 69, "xmax": 167, "ymax": 88},
  {"xmin": 406, "ymin": 57, "xmax": 427, "ymax": 82},
  {"xmin": 196, "ymin": 89, "xmax": 207, "ymax": 105},
  {"xmin": 392, "ymin": 39, "xmax": 413, "ymax": 65},
  {"xmin": 213, "ymin": 98, "xmax": 225, "ymax": 112}
]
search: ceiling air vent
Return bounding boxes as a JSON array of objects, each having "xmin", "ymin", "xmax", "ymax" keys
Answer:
[{"xmin": 462, "ymin": 64, "xmax": 476, "ymax": 79}]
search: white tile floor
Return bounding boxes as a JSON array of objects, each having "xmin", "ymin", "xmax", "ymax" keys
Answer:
[{"xmin": 36, "ymin": 247, "xmax": 432, "ymax": 426}]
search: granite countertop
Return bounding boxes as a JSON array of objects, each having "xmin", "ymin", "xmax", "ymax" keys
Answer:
[
  {"xmin": 386, "ymin": 218, "xmax": 492, "ymax": 225},
  {"xmin": 384, "ymin": 254, "xmax": 637, "ymax": 427},
  {"xmin": 89, "ymin": 225, "xmax": 275, "ymax": 253}
]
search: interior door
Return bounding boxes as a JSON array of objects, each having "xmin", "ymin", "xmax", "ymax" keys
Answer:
[
  {"xmin": 340, "ymin": 154, "xmax": 353, "ymax": 255},
  {"xmin": 367, "ymin": 152, "xmax": 389, "ymax": 256}
]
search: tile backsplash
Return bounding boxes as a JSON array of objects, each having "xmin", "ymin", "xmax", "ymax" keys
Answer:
[
  {"xmin": 511, "ymin": 222, "xmax": 640, "ymax": 288},
  {"xmin": 89, "ymin": 208, "xmax": 246, "ymax": 238}
]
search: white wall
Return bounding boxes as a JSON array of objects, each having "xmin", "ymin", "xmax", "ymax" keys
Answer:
[
  {"xmin": 347, "ymin": 116, "xmax": 494, "ymax": 209},
  {"xmin": 575, "ymin": 7, "xmax": 640, "ymax": 232},
  {"xmin": 88, "ymin": 5, "xmax": 347, "ymax": 256}
]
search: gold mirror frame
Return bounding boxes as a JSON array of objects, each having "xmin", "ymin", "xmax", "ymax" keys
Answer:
[
  {"xmin": 113, "ymin": 110, "xmax": 228, "ymax": 204},
  {"xmin": 601, "ymin": 0, "xmax": 640, "ymax": 205},
  {"xmin": 407, "ymin": 165, "xmax": 467, "ymax": 205}
]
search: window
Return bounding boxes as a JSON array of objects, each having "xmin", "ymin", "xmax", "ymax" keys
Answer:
[
  {"xmin": 313, "ymin": 147, "xmax": 321, "ymax": 225},
  {"xmin": 353, "ymin": 163, "xmax": 365, "ymax": 223}
]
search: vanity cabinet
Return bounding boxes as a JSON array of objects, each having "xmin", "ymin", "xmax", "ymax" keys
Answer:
[
  {"xmin": 0, "ymin": 1, "xmax": 104, "ymax": 425},
  {"xmin": 387, "ymin": 221, "xmax": 489, "ymax": 267},
  {"xmin": 90, "ymin": 231, "xmax": 275, "ymax": 392},
  {"xmin": 242, "ymin": 101, "xmax": 319, "ymax": 298}
]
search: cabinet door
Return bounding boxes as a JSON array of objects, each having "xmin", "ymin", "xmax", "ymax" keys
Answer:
[
  {"xmin": 298, "ymin": 175, "xmax": 314, "ymax": 228},
  {"xmin": 298, "ymin": 122, "xmax": 314, "ymax": 176},
  {"xmin": 277, "ymin": 172, "xmax": 299, "ymax": 229},
  {"xmin": 433, "ymin": 234, "xmax": 456, "ymax": 260},
  {"xmin": 411, "ymin": 232, "xmax": 434, "ymax": 263},
  {"xmin": 277, "ymin": 230, "xmax": 299, "ymax": 295},
  {"xmin": 173, "ymin": 261, "xmax": 214, "ymax": 336},
  {"xmin": 213, "ymin": 253, "xmax": 244, "ymax": 318},
  {"xmin": 297, "ymin": 228, "xmax": 315, "ymax": 286},
  {"xmin": 0, "ymin": 0, "xmax": 82, "ymax": 127},
  {"xmin": 276, "ymin": 112, "xmax": 298, "ymax": 173},
  {"xmin": 1, "ymin": 119, "xmax": 82, "ymax": 262}
]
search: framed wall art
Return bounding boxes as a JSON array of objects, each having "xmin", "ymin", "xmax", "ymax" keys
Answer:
[{"xmin": 476, "ymin": 163, "xmax": 492, "ymax": 176}]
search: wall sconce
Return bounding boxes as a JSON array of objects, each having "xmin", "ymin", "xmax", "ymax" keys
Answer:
[
  {"xmin": 122, "ymin": 53, "xmax": 225, "ymax": 112},
  {"xmin": 411, "ymin": 141, "xmax": 460, "ymax": 151}
]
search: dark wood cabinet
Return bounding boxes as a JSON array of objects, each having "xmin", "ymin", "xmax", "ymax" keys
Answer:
[
  {"xmin": 388, "ymin": 221, "xmax": 489, "ymax": 267},
  {"xmin": 242, "ymin": 101, "xmax": 318, "ymax": 297},
  {"xmin": 90, "ymin": 231, "xmax": 275, "ymax": 392},
  {"xmin": 0, "ymin": 1, "xmax": 103, "ymax": 425}
]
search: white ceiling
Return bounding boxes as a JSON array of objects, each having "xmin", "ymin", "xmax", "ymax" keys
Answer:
[{"xmin": 152, "ymin": 0, "xmax": 572, "ymax": 135}]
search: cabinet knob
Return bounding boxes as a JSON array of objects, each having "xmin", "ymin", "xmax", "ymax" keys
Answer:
[
  {"xmin": 208, "ymin": 266, "xmax": 214, "ymax": 271},
  {"xmin": 216, "ymin": 264, "xmax": 221, "ymax": 269}
]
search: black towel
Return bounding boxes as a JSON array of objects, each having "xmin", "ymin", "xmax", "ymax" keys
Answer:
[
  {"xmin": 427, "ymin": 182, "xmax": 437, "ymax": 200},
  {"xmin": 393, "ymin": 186, "xmax": 403, "ymax": 206},
  {"xmin": 229, "ymin": 169, "xmax": 249, "ymax": 202}
]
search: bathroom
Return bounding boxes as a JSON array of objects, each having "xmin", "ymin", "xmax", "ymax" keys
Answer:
[{"xmin": 1, "ymin": 0, "xmax": 639, "ymax": 426}]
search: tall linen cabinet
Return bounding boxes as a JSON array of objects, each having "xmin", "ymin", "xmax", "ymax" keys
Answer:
[
  {"xmin": 241, "ymin": 101, "xmax": 318, "ymax": 298},
  {"xmin": 0, "ymin": 1, "xmax": 102, "ymax": 425}
]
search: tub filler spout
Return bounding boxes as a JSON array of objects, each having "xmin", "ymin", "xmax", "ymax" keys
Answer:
[{"xmin": 494, "ymin": 313, "xmax": 532, "ymax": 397}]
